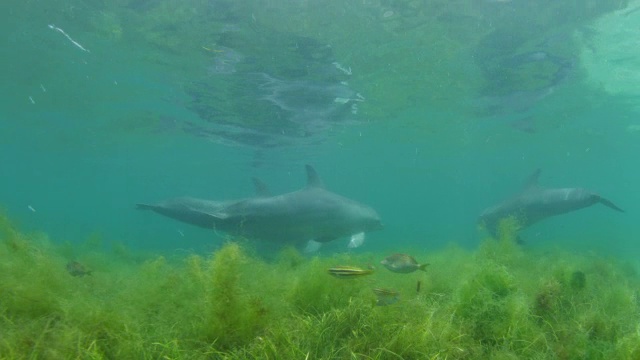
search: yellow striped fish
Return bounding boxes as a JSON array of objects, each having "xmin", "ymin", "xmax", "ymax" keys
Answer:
[{"xmin": 327, "ymin": 266, "xmax": 374, "ymax": 278}]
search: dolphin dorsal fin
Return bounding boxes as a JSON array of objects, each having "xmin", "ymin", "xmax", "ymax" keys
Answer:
[
  {"xmin": 252, "ymin": 177, "xmax": 271, "ymax": 197},
  {"xmin": 305, "ymin": 164, "xmax": 324, "ymax": 188},
  {"xmin": 523, "ymin": 169, "xmax": 542, "ymax": 190}
]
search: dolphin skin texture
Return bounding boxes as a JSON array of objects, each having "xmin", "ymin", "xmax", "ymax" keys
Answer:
[
  {"xmin": 137, "ymin": 165, "xmax": 382, "ymax": 246},
  {"xmin": 479, "ymin": 169, "xmax": 624, "ymax": 237}
]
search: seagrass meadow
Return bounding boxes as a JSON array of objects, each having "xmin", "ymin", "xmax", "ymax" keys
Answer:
[{"xmin": 1, "ymin": 212, "xmax": 639, "ymax": 360}]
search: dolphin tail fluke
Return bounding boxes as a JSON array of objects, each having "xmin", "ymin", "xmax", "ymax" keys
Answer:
[
  {"xmin": 136, "ymin": 203, "xmax": 155, "ymax": 210},
  {"xmin": 598, "ymin": 197, "xmax": 625, "ymax": 213},
  {"xmin": 419, "ymin": 263, "xmax": 430, "ymax": 272}
]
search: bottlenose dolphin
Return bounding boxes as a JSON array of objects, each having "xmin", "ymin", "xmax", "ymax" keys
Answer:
[
  {"xmin": 478, "ymin": 169, "xmax": 624, "ymax": 238},
  {"xmin": 136, "ymin": 165, "xmax": 382, "ymax": 248}
]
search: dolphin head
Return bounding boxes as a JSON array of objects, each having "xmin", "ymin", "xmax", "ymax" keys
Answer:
[
  {"xmin": 304, "ymin": 165, "xmax": 383, "ymax": 234},
  {"xmin": 363, "ymin": 209, "xmax": 384, "ymax": 231},
  {"xmin": 341, "ymin": 201, "xmax": 383, "ymax": 232}
]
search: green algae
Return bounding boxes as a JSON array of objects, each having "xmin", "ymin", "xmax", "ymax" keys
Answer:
[{"xmin": 1, "ymin": 212, "xmax": 639, "ymax": 359}]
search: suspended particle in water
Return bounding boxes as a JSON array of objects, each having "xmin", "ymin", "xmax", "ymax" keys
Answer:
[{"xmin": 383, "ymin": 10, "xmax": 394, "ymax": 18}]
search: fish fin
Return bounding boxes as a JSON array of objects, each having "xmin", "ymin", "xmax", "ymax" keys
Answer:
[
  {"xmin": 304, "ymin": 240, "xmax": 322, "ymax": 253},
  {"xmin": 598, "ymin": 197, "xmax": 624, "ymax": 212},
  {"xmin": 348, "ymin": 232, "xmax": 365, "ymax": 248},
  {"xmin": 136, "ymin": 203, "xmax": 155, "ymax": 210},
  {"xmin": 252, "ymin": 177, "xmax": 271, "ymax": 197},
  {"xmin": 419, "ymin": 263, "xmax": 430, "ymax": 272},
  {"xmin": 522, "ymin": 169, "xmax": 542, "ymax": 190},
  {"xmin": 305, "ymin": 164, "xmax": 325, "ymax": 188}
]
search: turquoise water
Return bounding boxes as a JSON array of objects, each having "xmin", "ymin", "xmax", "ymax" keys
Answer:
[
  {"xmin": 1, "ymin": 0, "xmax": 639, "ymax": 258},
  {"xmin": 5, "ymin": 2, "xmax": 640, "ymax": 358}
]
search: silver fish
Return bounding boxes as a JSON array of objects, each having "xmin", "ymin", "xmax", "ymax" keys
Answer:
[
  {"xmin": 372, "ymin": 288, "xmax": 399, "ymax": 306},
  {"xmin": 381, "ymin": 253, "xmax": 429, "ymax": 274}
]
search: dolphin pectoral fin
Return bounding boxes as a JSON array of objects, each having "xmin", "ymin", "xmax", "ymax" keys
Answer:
[
  {"xmin": 304, "ymin": 240, "xmax": 322, "ymax": 253},
  {"xmin": 348, "ymin": 232, "xmax": 365, "ymax": 248},
  {"xmin": 598, "ymin": 197, "xmax": 625, "ymax": 212}
]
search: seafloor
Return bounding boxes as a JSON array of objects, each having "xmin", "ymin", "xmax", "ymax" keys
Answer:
[{"xmin": 1, "ymin": 213, "xmax": 639, "ymax": 359}]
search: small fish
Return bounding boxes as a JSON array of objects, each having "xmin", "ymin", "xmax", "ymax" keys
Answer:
[
  {"xmin": 66, "ymin": 261, "xmax": 92, "ymax": 277},
  {"xmin": 327, "ymin": 265, "xmax": 374, "ymax": 278},
  {"xmin": 373, "ymin": 288, "xmax": 400, "ymax": 306},
  {"xmin": 381, "ymin": 253, "xmax": 429, "ymax": 274}
]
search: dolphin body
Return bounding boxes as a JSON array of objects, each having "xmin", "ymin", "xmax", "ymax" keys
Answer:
[
  {"xmin": 136, "ymin": 165, "xmax": 382, "ymax": 248},
  {"xmin": 478, "ymin": 169, "xmax": 624, "ymax": 238}
]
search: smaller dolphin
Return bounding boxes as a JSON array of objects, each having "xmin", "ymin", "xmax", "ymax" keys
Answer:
[{"xmin": 479, "ymin": 169, "xmax": 624, "ymax": 238}]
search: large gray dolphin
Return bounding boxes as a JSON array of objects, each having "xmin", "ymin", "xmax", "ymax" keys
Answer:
[
  {"xmin": 478, "ymin": 169, "xmax": 624, "ymax": 238},
  {"xmin": 136, "ymin": 165, "xmax": 382, "ymax": 248}
]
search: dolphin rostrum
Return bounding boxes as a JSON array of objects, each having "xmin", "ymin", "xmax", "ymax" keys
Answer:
[
  {"xmin": 478, "ymin": 169, "xmax": 624, "ymax": 238},
  {"xmin": 136, "ymin": 165, "xmax": 383, "ymax": 249}
]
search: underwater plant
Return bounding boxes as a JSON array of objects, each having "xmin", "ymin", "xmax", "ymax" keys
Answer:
[{"xmin": 1, "ymin": 211, "xmax": 640, "ymax": 359}]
